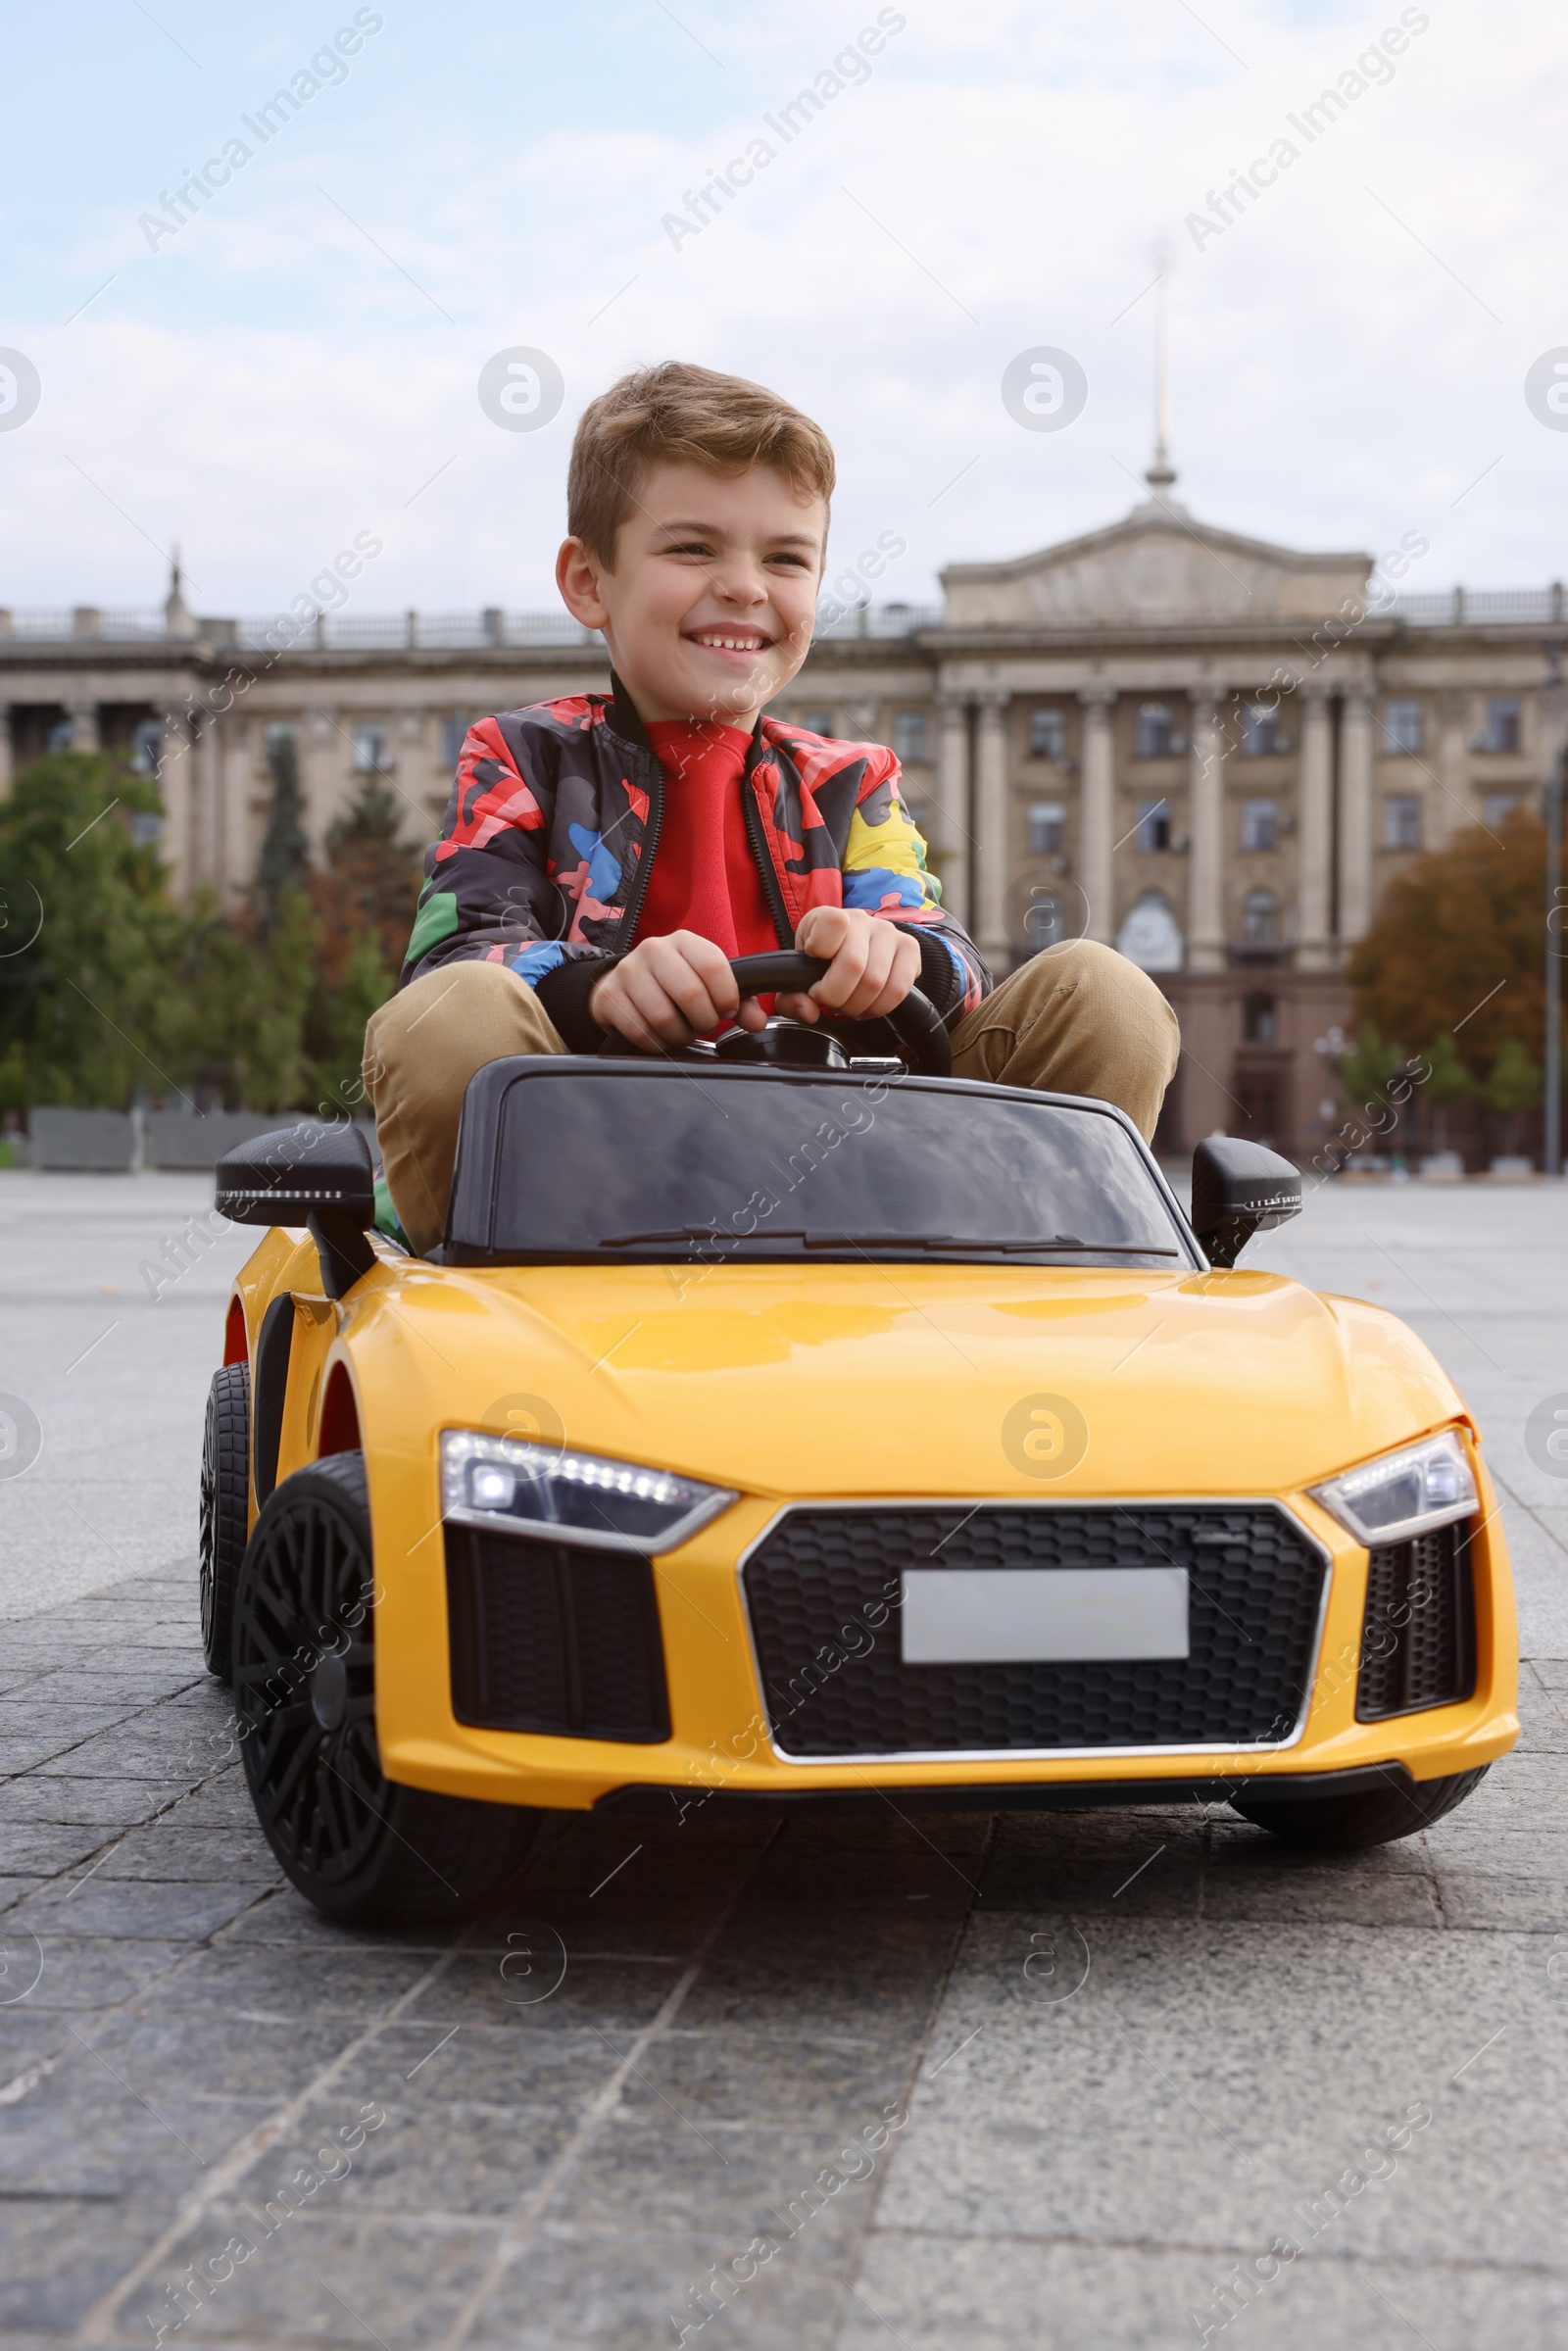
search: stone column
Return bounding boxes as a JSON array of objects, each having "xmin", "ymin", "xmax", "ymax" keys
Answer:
[
  {"xmin": 974, "ymin": 691, "xmax": 1011, "ymax": 969},
  {"xmin": 219, "ymin": 721, "xmax": 248, "ymax": 901},
  {"xmin": 304, "ymin": 707, "xmax": 341, "ymax": 861},
  {"xmin": 201, "ymin": 713, "xmax": 227, "ymax": 892},
  {"xmin": 1077, "ymin": 686, "xmax": 1116, "ymax": 945},
  {"xmin": 1296, "ymin": 684, "xmax": 1334, "ymax": 969},
  {"xmin": 1433, "ymin": 690, "xmax": 1470, "ymax": 848},
  {"xmin": 1339, "ymin": 690, "xmax": 1376, "ymax": 944},
  {"xmin": 167, "ymin": 715, "xmax": 200, "ymax": 895},
  {"xmin": 933, "ymin": 695, "xmax": 972, "ymax": 932},
  {"xmin": 1541, "ymin": 677, "xmax": 1568, "ymax": 814},
  {"xmin": 67, "ymin": 701, "xmax": 101, "ymax": 754},
  {"xmin": 1187, "ymin": 693, "xmax": 1225, "ymax": 972}
]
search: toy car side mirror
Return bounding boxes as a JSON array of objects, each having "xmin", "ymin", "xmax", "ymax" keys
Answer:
[
  {"xmin": 217, "ymin": 1122, "xmax": 377, "ymax": 1298},
  {"xmin": 1190, "ymin": 1136, "xmax": 1302, "ymax": 1268}
]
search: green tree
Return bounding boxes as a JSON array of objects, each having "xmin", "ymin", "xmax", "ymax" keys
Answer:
[
  {"xmin": 304, "ymin": 772, "xmax": 421, "ymax": 1110},
  {"xmin": 1480, "ymin": 1037, "xmax": 1542, "ymax": 1157},
  {"xmin": 1336, "ymin": 1020, "xmax": 1404, "ymax": 1109},
  {"xmin": 321, "ymin": 773, "xmax": 421, "ymax": 978},
  {"xmin": 166, "ymin": 887, "xmax": 318, "ymax": 1114},
  {"xmin": 309, "ymin": 929, "xmax": 393, "ymax": 1114},
  {"xmin": 1422, "ymin": 1032, "xmax": 1474, "ymax": 1153},
  {"xmin": 0, "ymin": 751, "xmax": 184, "ymax": 1111},
  {"xmin": 253, "ymin": 729, "xmax": 311, "ymax": 933}
]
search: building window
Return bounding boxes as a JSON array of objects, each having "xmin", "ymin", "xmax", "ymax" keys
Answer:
[
  {"xmin": 1029, "ymin": 708, "xmax": 1066, "ymax": 760},
  {"xmin": 798, "ymin": 710, "xmax": 836, "ymax": 738},
  {"xmin": 1028, "ymin": 801, "xmax": 1065, "ymax": 855},
  {"xmin": 1115, "ymin": 891, "xmax": 1184, "ymax": 972},
  {"xmin": 1241, "ymin": 799, "xmax": 1278, "ymax": 852},
  {"xmin": 129, "ymin": 810, "xmax": 165, "ymax": 846},
  {"xmin": 1022, "ymin": 892, "xmax": 1064, "ymax": 952},
  {"xmin": 1136, "ymin": 799, "xmax": 1170, "ymax": 852},
  {"xmin": 265, "ymin": 721, "xmax": 297, "ymax": 754},
  {"xmin": 46, "ymin": 718, "xmax": 75, "ymax": 754},
  {"xmin": 1485, "ymin": 698, "xmax": 1521, "ymax": 753},
  {"xmin": 441, "ymin": 713, "xmax": 469, "ymax": 766},
  {"xmin": 354, "ymin": 722, "xmax": 391, "ymax": 774},
  {"xmin": 1484, "ymin": 792, "xmax": 1521, "ymax": 831},
  {"xmin": 1135, "ymin": 702, "xmax": 1173, "ymax": 759},
  {"xmin": 1240, "ymin": 703, "xmax": 1281, "ymax": 757},
  {"xmin": 1243, "ymin": 993, "xmax": 1277, "ymax": 1044},
  {"xmin": 1241, "ymin": 889, "xmax": 1279, "ymax": 950},
  {"xmin": 129, "ymin": 719, "xmax": 166, "ymax": 777},
  {"xmin": 1383, "ymin": 698, "xmax": 1423, "ymax": 756},
  {"xmin": 1385, "ymin": 795, "xmax": 1422, "ymax": 851},
  {"xmin": 902, "ymin": 798, "xmax": 928, "ymax": 834},
  {"xmin": 892, "ymin": 710, "xmax": 929, "ymax": 766}
]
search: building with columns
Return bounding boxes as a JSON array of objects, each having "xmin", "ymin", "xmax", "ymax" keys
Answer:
[{"xmin": 3, "ymin": 473, "xmax": 1563, "ymax": 1160}]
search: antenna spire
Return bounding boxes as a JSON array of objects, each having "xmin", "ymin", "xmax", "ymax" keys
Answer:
[{"xmin": 1146, "ymin": 255, "xmax": 1177, "ymax": 493}]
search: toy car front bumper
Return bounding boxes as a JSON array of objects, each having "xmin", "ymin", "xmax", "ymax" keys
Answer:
[{"xmin": 371, "ymin": 1481, "xmax": 1520, "ymax": 1813}]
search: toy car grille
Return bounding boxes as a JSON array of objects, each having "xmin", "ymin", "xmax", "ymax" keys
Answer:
[
  {"xmin": 741, "ymin": 1504, "xmax": 1327, "ymax": 1757},
  {"xmin": 1355, "ymin": 1519, "xmax": 1477, "ymax": 1722},
  {"xmin": 445, "ymin": 1528, "xmax": 670, "ymax": 1742}
]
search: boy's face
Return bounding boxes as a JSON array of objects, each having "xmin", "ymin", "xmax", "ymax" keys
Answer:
[{"xmin": 556, "ymin": 460, "xmax": 826, "ymax": 728}]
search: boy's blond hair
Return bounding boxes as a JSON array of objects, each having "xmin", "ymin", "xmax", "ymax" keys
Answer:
[{"xmin": 567, "ymin": 362, "xmax": 835, "ymax": 567}]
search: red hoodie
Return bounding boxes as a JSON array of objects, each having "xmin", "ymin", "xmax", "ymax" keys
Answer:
[{"xmin": 634, "ymin": 719, "xmax": 778, "ymax": 958}]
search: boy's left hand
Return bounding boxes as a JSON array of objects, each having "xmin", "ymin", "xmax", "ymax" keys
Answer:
[{"xmin": 776, "ymin": 906, "xmax": 922, "ymax": 1025}]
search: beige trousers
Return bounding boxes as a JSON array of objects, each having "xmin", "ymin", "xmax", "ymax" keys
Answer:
[{"xmin": 364, "ymin": 941, "xmax": 1182, "ymax": 1254}]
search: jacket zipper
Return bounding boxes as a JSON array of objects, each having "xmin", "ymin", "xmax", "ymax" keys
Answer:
[
  {"xmin": 616, "ymin": 743, "xmax": 665, "ymax": 949},
  {"xmin": 741, "ymin": 750, "xmax": 796, "ymax": 949}
]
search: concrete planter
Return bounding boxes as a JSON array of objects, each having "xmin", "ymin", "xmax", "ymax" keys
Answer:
[
  {"xmin": 28, "ymin": 1107, "xmax": 138, "ymax": 1171},
  {"xmin": 145, "ymin": 1109, "xmax": 378, "ymax": 1170},
  {"xmin": 145, "ymin": 1109, "xmax": 305, "ymax": 1170}
]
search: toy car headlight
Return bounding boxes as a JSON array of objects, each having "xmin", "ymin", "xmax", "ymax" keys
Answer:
[
  {"xmin": 1309, "ymin": 1430, "xmax": 1478, "ymax": 1547},
  {"xmin": 440, "ymin": 1430, "xmax": 736, "ymax": 1554}
]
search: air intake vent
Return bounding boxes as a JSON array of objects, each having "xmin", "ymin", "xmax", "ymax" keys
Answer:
[
  {"xmin": 1356, "ymin": 1519, "xmax": 1477, "ymax": 1722},
  {"xmin": 742, "ymin": 1504, "xmax": 1328, "ymax": 1757},
  {"xmin": 445, "ymin": 1527, "xmax": 669, "ymax": 1741}
]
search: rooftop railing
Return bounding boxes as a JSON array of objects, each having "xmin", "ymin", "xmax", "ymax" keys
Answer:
[
  {"xmin": 1, "ymin": 592, "xmax": 1562, "ymax": 644},
  {"xmin": 1389, "ymin": 586, "xmax": 1566, "ymax": 624}
]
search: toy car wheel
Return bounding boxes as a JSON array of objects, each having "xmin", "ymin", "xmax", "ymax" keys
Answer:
[
  {"xmin": 233, "ymin": 1450, "xmax": 540, "ymax": 1925},
  {"xmin": 199, "ymin": 1362, "xmax": 251, "ymax": 1684},
  {"xmin": 1232, "ymin": 1765, "xmax": 1491, "ymax": 1851}
]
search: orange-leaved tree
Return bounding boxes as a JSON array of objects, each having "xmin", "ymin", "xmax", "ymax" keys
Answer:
[{"xmin": 1348, "ymin": 811, "xmax": 1547, "ymax": 1073}]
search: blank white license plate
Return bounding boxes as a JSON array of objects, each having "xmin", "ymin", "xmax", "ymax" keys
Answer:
[{"xmin": 900, "ymin": 1567, "xmax": 1191, "ymax": 1664}]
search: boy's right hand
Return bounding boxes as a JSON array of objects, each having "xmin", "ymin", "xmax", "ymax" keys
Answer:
[{"xmin": 587, "ymin": 932, "xmax": 769, "ymax": 1053}]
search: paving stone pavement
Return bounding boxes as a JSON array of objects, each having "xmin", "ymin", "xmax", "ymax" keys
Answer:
[{"xmin": 0, "ymin": 1173, "xmax": 1564, "ymax": 2349}]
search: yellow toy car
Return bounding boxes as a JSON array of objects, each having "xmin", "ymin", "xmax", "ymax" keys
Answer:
[{"xmin": 201, "ymin": 952, "xmax": 1517, "ymax": 1925}]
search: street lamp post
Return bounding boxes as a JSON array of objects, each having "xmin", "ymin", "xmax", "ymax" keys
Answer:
[{"xmin": 1548, "ymin": 750, "xmax": 1564, "ymax": 1179}]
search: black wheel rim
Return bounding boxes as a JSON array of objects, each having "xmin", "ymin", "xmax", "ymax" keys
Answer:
[
  {"xmin": 234, "ymin": 1493, "xmax": 381, "ymax": 1886},
  {"xmin": 198, "ymin": 1390, "xmax": 218, "ymax": 1655}
]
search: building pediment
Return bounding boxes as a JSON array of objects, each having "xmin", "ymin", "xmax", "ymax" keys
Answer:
[{"xmin": 940, "ymin": 496, "xmax": 1372, "ymax": 631}]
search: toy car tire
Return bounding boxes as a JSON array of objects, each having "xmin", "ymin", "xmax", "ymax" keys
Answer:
[
  {"xmin": 233, "ymin": 1450, "xmax": 540, "ymax": 1926},
  {"xmin": 1232, "ymin": 1764, "xmax": 1491, "ymax": 1851},
  {"xmin": 199, "ymin": 1362, "xmax": 251, "ymax": 1684}
]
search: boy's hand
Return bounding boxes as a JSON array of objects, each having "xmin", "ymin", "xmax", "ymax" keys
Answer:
[
  {"xmin": 778, "ymin": 906, "xmax": 922, "ymax": 1025},
  {"xmin": 588, "ymin": 931, "xmax": 770, "ymax": 1052}
]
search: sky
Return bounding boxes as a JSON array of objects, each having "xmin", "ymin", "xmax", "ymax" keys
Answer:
[{"xmin": 1, "ymin": 0, "xmax": 1564, "ymax": 622}]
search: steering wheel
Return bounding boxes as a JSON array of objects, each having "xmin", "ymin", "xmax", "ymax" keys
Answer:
[{"xmin": 728, "ymin": 951, "xmax": 952, "ymax": 1079}]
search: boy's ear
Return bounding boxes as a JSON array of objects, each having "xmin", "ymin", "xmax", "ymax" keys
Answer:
[{"xmin": 557, "ymin": 537, "xmax": 610, "ymax": 630}]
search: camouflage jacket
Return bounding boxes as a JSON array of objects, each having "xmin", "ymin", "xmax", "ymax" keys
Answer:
[{"xmin": 399, "ymin": 681, "xmax": 991, "ymax": 1048}]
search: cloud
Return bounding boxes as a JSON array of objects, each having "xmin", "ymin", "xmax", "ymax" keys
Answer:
[{"xmin": 2, "ymin": 0, "xmax": 1564, "ymax": 612}]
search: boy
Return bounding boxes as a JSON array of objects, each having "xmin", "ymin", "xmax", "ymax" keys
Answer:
[{"xmin": 367, "ymin": 362, "xmax": 1179, "ymax": 1252}]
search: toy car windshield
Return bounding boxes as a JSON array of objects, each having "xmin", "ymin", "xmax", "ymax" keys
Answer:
[{"xmin": 441, "ymin": 1060, "xmax": 1198, "ymax": 1268}]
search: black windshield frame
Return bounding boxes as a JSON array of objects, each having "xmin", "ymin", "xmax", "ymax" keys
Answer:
[{"xmin": 440, "ymin": 1058, "xmax": 1204, "ymax": 1271}]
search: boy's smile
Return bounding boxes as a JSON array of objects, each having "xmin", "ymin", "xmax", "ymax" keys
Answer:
[{"xmin": 556, "ymin": 459, "xmax": 827, "ymax": 729}]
